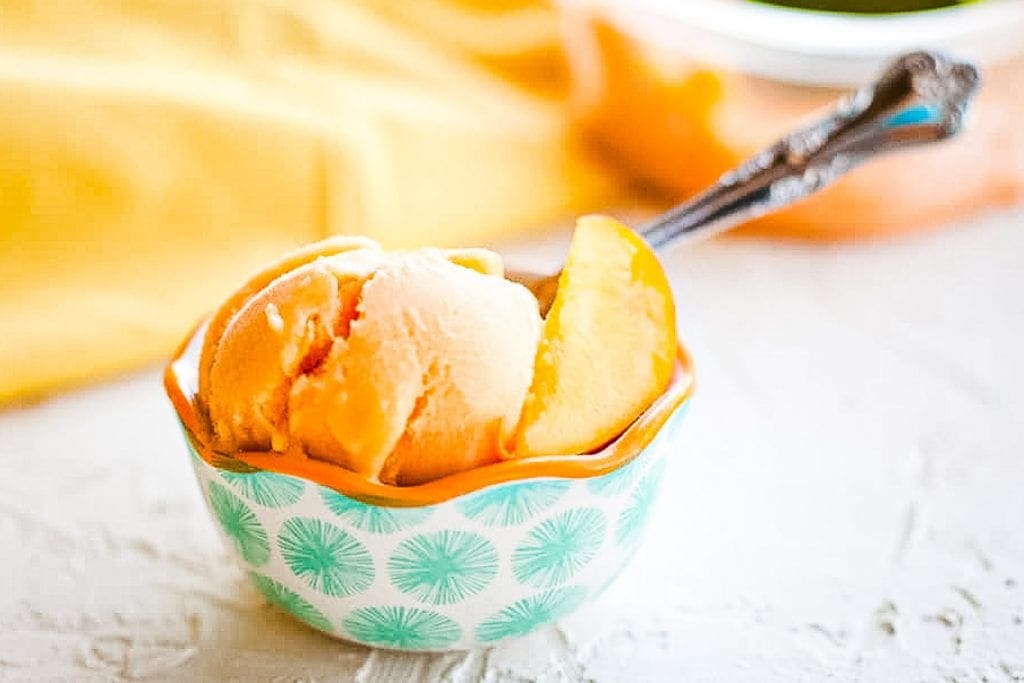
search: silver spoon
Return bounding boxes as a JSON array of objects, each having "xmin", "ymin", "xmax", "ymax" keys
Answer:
[{"xmin": 510, "ymin": 50, "xmax": 981, "ymax": 314}]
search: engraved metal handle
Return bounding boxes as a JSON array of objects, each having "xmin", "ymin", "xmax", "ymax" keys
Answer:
[{"xmin": 641, "ymin": 51, "xmax": 981, "ymax": 250}]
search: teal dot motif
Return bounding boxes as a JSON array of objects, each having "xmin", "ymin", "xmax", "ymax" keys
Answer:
[
  {"xmin": 456, "ymin": 480, "xmax": 570, "ymax": 527},
  {"xmin": 343, "ymin": 606, "xmax": 461, "ymax": 650},
  {"xmin": 207, "ymin": 481, "xmax": 270, "ymax": 566},
  {"xmin": 221, "ymin": 470, "xmax": 305, "ymax": 508},
  {"xmin": 248, "ymin": 571, "xmax": 333, "ymax": 633},
  {"xmin": 278, "ymin": 517, "xmax": 374, "ymax": 597},
  {"xmin": 476, "ymin": 586, "xmax": 588, "ymax": 643},
  {"xmin": 320, "ymin": 489, "xmax": 433, "ymax": 533},
  {"xmin": 388, "ymin": 530, "xmax": 498, "ymax": 605},
  {"xmin": 587, "ymin": 455, "xmax": 645, "ymax": 497},
  {"xmin": 616, "ymin": 459, "xmax": 666, "ymax": 546},
  {"xmin": 512, "ymin": 508, "xmax": 606, "ymax": 588}
]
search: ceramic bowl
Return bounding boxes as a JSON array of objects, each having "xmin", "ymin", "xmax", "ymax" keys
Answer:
[{"xmin": 166, "ymin": 326, "xmax": 694, "ymax": 651}]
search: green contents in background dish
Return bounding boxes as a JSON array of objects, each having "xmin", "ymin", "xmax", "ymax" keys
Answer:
[{"xmin": 751, "ymin": 0, "xmax": 975, "ymax": 12}]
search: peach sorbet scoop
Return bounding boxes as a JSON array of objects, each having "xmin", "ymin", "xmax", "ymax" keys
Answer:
[{"xmin": 198, "ymin": 240, "xmax": 542, "ymax": 486}]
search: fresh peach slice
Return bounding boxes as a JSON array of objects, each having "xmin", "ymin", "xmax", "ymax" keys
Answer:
[{"xmin": 513, "ymin": 215, "xmax": 677, "ymax": 457}]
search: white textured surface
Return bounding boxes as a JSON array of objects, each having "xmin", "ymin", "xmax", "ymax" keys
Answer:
[{"xmin": 2, "ymin": 208, "xmax": 1023, "ymax": 681}]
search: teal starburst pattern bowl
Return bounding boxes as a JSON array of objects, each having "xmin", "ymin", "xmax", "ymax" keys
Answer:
[
  {"xmin": 183, "ymin": 395, "xmax": 689, "ymax": 650},
  {"xmin": 168, "ymin": 327, "xmax": 694, "ymax": 651}
]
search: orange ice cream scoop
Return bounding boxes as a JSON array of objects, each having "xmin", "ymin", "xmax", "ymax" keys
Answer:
[{"xmin": 199, "ymin": 239, "xmax": 542, "ymax": 485}]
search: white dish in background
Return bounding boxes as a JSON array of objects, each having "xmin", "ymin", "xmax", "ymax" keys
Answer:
[{"xmin": 563, "ymin": 0, "xmax": 1024, "ymax": 86}]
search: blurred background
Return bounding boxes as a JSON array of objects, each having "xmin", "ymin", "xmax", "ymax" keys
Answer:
[{"xmin": 2, "ymin": 0, "xmax": 1022, "ymax": 404}]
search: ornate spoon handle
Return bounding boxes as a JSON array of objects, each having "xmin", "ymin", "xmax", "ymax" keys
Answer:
[{"xmin": 641, "ymin": 51, "xmax": 981, "ymax": 250}]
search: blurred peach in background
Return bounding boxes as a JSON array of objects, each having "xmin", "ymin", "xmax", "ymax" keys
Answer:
[{"xmin": 563, "ymin": 0, "xmax": 1024, "ymax": 240}]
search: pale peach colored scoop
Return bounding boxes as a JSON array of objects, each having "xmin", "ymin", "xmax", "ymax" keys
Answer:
[{"xmin": 200, "ymin": 242, "xmax": 542, "ymax": 485}]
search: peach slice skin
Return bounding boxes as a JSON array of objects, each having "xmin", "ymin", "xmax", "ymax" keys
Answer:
[{"xmin": 513, "ymin": 215, "xmax": 677, "ymax": 457}]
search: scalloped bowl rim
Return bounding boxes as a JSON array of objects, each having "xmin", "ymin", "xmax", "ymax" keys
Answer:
[{"xmin": 165, "ymin": 320, "xmax": 695, "ymax": 508}]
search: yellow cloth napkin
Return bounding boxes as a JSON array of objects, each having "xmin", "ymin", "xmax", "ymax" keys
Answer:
[{"xmin": 0, "ymin": 0, "xmax": 615, "ymax": 403}]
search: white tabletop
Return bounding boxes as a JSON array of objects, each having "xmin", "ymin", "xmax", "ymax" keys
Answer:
[{"xmin": 2, "ymin": 208, "xmax": 1022, "ymax": 682}]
